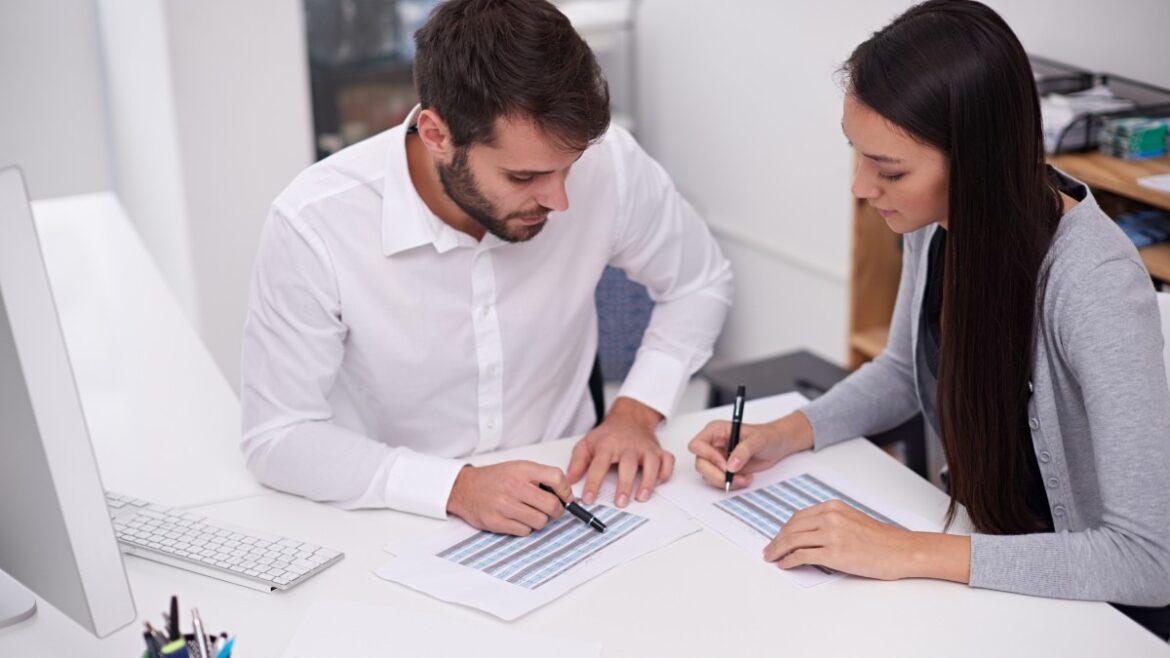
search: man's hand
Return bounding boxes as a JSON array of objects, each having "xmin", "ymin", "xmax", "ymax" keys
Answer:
[
  {"xmin": 566, "ymin": 397, "xmax": 672, "ymax": 508},
  {"xmin": 446, "ymin": 461, "xmax": 572, "ymax": 536}
]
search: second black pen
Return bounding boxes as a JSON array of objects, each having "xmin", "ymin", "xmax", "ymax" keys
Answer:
[{"xmin": 538, "ymin": 483, "xmax": 607, "ymax": 533}]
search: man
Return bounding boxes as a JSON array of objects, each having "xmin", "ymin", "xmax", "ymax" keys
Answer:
[{"xmin": 240, "ymin": 0, "xmax": 732, "ymax": 536}]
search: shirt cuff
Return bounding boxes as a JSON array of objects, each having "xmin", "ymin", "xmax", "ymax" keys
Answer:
[
  {"xmin": 383, "ymin": 450, "xmax": 467, "ymax": 519},
  {"xmin": 616, "ymin": 348, "xmax": 688, "ymax": 418}
]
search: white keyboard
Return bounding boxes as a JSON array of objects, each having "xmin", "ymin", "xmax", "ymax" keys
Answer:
[{"xmin": 105, "ymin": 491, "xmax": 343, "ymax": 592}]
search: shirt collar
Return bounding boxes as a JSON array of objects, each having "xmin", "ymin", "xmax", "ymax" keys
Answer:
[{"xmin": 381, "ymin": 105, "xmax": 469, "ymax": 256}]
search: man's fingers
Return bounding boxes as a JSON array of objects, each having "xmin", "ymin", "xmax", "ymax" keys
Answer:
[
  {"xmin": 582, "ymin": 451, "xmax": 611, "ymax": 505},
  {"xmin": 614, "ymin": 454, "xmax": 638, "ymax": 508},
  {"xmin": 532, "ymin": 464, "xmax": 573, "ymax": 502},
  {"xmin": 658, "ymin": 450, "xmax": 675, "ymax": 484},
  {"xmin": 565, "ymin": 439, "xmax": 594, "ymax": 484},
  {"xmin": 635, "ymin": 453, "xmax": 661, "ymax": 502},
  {"xmin": 497, "ymin": 519, "xmax": 533, "ymax": 537},
  {"xmin": 507, "ymin": 500, "xmax": 551, "ymax": 533},
  {"xmin": 523, "ymin": 484, "xmax": 564, "ymax": 519}
]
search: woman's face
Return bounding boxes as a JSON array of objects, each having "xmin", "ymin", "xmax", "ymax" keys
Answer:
[{"xmin": 842, "ymin": 94, "xmax": 950, "ymax": 233}]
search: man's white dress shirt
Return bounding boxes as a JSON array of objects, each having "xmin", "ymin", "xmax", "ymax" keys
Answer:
[{"xmin": 240, "ymin": 107, "xmax": 733, "ymax": 519}]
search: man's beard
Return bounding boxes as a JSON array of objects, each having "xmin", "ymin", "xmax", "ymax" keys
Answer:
[{"xmin": 437, "ymin": 147, "xmax": 550, "ymax": 243}]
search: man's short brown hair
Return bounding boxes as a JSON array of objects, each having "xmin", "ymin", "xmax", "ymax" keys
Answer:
[{"xmin": 413, "ymin": 0, "xmax": 611, "ymax": 151}]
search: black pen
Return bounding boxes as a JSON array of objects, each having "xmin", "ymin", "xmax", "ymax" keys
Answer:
[
  {"xmin": 168, "ymin": 595, "xmax": 180, "ymax": 641},
  {"xmin": 724, "ymin": 385, "xmax": 746, "ymax": 492},
  {"xmin": 538, "ymin": 483, "xmax": 607, "ymax": 533}
]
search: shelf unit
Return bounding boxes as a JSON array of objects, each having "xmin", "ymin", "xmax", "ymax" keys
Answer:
[{"xmin": 847, "ymin": 153, "xmax": 1170, "ymax": 368}]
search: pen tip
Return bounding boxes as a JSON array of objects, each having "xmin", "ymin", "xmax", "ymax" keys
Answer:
[{"xmin": 725, "ymin": 482, "xmax": 731, "ymax": 493}]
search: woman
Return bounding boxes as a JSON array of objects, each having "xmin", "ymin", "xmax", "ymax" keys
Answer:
[{"xmin": 688, "ymin": 0, "xmax": 1170, "ymax": 639}]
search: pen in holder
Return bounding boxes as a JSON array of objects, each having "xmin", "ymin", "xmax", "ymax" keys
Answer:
[{"xmin": 139, "ymin": 595, "xmax": 234, "ymax": 658}]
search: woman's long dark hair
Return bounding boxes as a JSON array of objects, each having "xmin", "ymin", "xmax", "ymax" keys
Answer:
[{"xmin": 845, "ymin": 1, "xmax": 1063, "ymax": 534}]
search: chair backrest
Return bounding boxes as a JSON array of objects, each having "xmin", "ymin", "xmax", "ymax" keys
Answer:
[
  {"xmin": 1159, "ymin": 292, "xmax": 1170, "ymax": 380},
  {"xmin": 595, "ymin": 266, "xmax": 653, "ymax": 382}
]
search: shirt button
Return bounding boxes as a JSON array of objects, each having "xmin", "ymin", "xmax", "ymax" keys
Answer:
[
  {"xmin": 479, "ymin": 305, "xmax": 492, "ymax": 318},
  {"xmin": 485, "ymin": 418, "xmax": 497, "ymax": 430},
  {"xmin": 1039, "ymin": 451, "xmax": 1051, "ymax": 463},
  {"xmin": 1029, "ymin": 418, "xmax": 1040, "ymax": 430},
  {"xmin": 489, "ymin": 364, "xmax": 501, "ymax": 376},
  {"xmin": 1052, "ymin": 505, "xmax": 1066, "ymax": 516},
  {"xmin": 1046, "ymin": 476, "xmax": 1059, "ymax": 489}
]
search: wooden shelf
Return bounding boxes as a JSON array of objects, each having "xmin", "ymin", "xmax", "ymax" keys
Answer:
[
  {"xmin": 1048, "ymin": 152, "xmax": 1170, "ymax": 282},
  {"xmin": 849, "ymin": 327, "xmax": 890, "ymax": 363},
  {"xmin": 848, "ymin": 152, "xmax": 1170, "ymax": 371},
  {"xmin": 1048, "ymin": 152, "xmax": 1170, "ymax": 211},
  {"xmin": 1140, "ymin": 242, "xmax": 1170, "ymax": 282}
]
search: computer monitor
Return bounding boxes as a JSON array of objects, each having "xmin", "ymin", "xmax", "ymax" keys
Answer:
[{"xmin": 0, "ymin": 166, "xmax": 136, "ymax": 637}]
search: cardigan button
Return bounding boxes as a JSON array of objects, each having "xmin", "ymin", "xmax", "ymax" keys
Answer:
[
  {"xmin": 1029, "ymin": 418, "xmax": 1040, "ymax": 430},
  {"xmin": 1053, "ymin": 505, "xmax": 1066, "ymax": 516},
  {"xmin": 1046, "ymin": 476, "xmax": 1060, "ymax": 489},
  {"xmin": 1039, "ymin": 451, "xmax": 1052, "ymax": 463}
]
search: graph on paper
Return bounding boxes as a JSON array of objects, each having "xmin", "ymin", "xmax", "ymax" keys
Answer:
[
  {"xmin": 715, "ymin": 473, "xmax": 903, "ymax": 540},
  {"xmin": 437, "ymin": 505, "xmax": 647, "ymax": 590}
]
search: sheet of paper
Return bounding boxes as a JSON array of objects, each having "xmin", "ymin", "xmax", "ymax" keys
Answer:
[
  {"xmin": 1137, "ymin": 173, "xmax": 1170, "ymax": 195},
  {"xmin": 281, "ymin": 599, "xmax": 601, "ymax": 658},
  {"xmin": 656, "ymin": 451, "xmax": 940, "ymax": 588},
  {"xmin": 375, "ymin": 477, "xmax": 701, "ymax": 620}
]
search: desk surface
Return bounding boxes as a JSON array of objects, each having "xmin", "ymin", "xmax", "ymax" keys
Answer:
[{"xmin": 1, "ymin": 195, "xmax": 1167, "ymax": 657}]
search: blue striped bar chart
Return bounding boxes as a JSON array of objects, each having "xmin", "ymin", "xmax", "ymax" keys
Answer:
[
  {"xmin": 437, "ymin": 505, "xmax": 647, "ymax": 590},
  {"xmin": 715, "ymin": 473, "xmax": 903, "ymax": 540}
]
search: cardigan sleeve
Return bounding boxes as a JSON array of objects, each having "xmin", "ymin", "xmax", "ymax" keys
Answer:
[{"xmin": 802, "ymin": 229, "xmax": 924, "ymax": 450}]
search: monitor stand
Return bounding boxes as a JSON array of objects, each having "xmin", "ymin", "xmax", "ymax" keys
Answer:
[{"xmin": 0, "ymin": 569, "xmax": 36, "ymax": 629}]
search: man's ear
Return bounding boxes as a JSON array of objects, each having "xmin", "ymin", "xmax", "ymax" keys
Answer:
[{"xmin": 415, "ymin": 109, "xmax": 455, "ymax": 160}]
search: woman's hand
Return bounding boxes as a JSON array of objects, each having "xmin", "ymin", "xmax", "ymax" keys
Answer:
[
  {"xmin": 765, "ymin": 500, "xmax": 971, "ymax": 583},
  {"xmin": 686, "ymin": 411, "xmax": 815, "ymax": 490}
]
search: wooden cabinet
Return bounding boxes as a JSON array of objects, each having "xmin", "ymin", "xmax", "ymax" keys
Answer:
[{"xmin": 846, "ymin": 154, "xmax": 1170, "ymax": 366}]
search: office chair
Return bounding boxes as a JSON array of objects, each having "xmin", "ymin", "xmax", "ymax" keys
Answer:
[{"xmin": 589, "ymin": 266, "xmax": 654, "ymax": 425}]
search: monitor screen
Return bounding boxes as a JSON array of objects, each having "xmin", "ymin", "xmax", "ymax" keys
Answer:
[{"xmin": 0, "ymin": 166, "xmax": 136, "ymax": 637}]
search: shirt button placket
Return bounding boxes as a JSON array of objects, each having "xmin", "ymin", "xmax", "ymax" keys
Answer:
[{"xmin": 470, "ymin": 248, "xmax": 504, "ymax": 453}]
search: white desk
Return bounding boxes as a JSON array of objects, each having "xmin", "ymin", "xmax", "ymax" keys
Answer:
[{"xmin": 1, "ymin": 195, "xmax": 1166, "ymax": 657}]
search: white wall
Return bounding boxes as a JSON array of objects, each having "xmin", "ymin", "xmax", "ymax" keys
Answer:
[
  {"xmin": 164, "ymin": 0, "xmax": 315, "ymax": 391},
  {"xmin": 634, "ymin": 0, "xmax": 1170, "ymax": 368},
  {"xmin": 98, "ymin": 0, "xmax": 201, "ymax": 326},
  {"xmin": 0, "ymin": 0, "xmax": 111, "ymax": 200},
  {"xmin": 98, "ymin": 0, "xmax": 315, "ymax": 389},
  {"xmin": 988, "ymin": 0, "xmax": 1170, "ymax": 90}
]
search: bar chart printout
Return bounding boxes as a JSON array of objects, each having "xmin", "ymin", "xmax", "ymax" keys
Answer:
[
  {"xmin": 437, "ymin": 505, "xmax": 647, "ymax": 590},
  {"xmin": 715, "ymin": 473, "xmax": 904, "ymax": 540}
]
